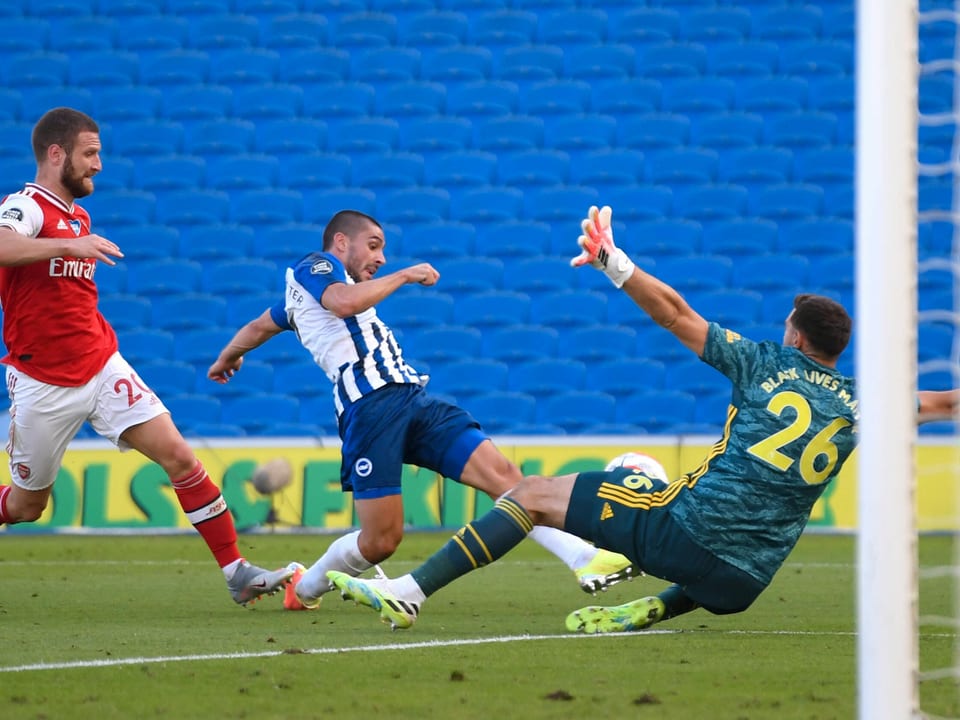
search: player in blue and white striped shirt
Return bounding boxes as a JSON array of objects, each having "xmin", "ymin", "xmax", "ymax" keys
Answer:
[{"xmin": 208, "ymin": 210, "xmax": 635, "ymax": 612}]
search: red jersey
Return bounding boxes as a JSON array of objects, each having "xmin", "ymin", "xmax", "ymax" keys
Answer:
[{"xmin": 0, "ymin": 182, "xmax": 117, "ymax": 386}]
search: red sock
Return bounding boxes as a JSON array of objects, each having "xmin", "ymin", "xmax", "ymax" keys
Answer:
[
  {"xmin": 0, "ymin": 485, "xmax": 10, "ymax": 525},
  {"xmin": 171, "ymin": 462, "xmax": 241, "ymax": 568}
]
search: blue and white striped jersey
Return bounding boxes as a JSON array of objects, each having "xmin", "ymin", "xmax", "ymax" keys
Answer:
[{"xmin": 269, "ymin": 251, "xmax": 421, "ymax": 417}]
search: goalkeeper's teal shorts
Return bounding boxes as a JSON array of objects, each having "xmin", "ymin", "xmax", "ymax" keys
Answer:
[{"xmin": 565, "ymin": 469, "xmax": 767, "ymax": 615}]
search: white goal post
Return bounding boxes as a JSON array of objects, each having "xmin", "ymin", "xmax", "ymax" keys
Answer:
[{"xmin": 856, "ymin": 1, "xmax": 920, "ymax": 719}]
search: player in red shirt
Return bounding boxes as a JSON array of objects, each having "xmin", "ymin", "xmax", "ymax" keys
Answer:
[{"xmin": 0, "ymin": 107, "xmax": 293, "ymax": 605}]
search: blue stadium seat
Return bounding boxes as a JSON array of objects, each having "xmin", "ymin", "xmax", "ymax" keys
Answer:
[
  {"xmin": 303, "ymin": 0, "xmax": 367, "ymax": 15},
  {"xmin": 230, "ymin": 84, "xmax": 304, "ymax": 123},
  {"xmin": 807, "ymin": 253, "xmax": 853, "ymax": 293},
  {"xmin": 474, "ymin": 115, "xmax": 544, "ymax": 152},
  {"xmin": 611, "ymin": 8, "xmax": 680, "ymax": 44},
  {"xmin": 571, "ymin": 148, "xmax": 645, "ymax": 188},
  {"xmin": 702, "ymin": 218, "xmax": 778, "ymax": 257},
  {"xmin": 525, "ymin": 185, "xmax": 601, "ymax": 224},
  {"xmin": 656, "ymin": 254, "xmax": 734, "ymax": 293},
  {"xmin": 164, "ymin": 393, "xmax": 222, "ymax": 428},
  {"xmin": 187, "ymin": 13, "xmax": 258, "ymax": 51},
  {"xmin": 68, "ymin": 50, "xmax": 139, "ymax": 88},
  {"xmin": 691, "ymin": 112, "xmax": 765, "ymax": 148},
  {"xmin": 351, "ymin": 46, "xmax": 422, "ymax": 84},
  {"xmin": 134, "ymin": 359, "xmax": 195, "ymax": 399},
  {"xmin": 117, "ymin": 16, "xmax": 188, "ymax": 52},
  {"xmin": 794, "ymin": 147, "xmax": 853, "ymax": 188},
  {"xmin": 6, "ymin": 50, "xmax": 70, "ymax": 89},
  {"xmin": 127, "ymin": 259, "xmax": 203, "ymax": 295},
  {"xmin": 424, "ymin": 150, "xmax": 496, "ymax": 188},
  {"xmin": 592, "ymin": 357, "xmax": 667, "ymax": 396},
  {"xmin": 185, "ymin": 119, "xmax": 254, "ymax": 155},
  {"xmin": 497, "ymin": 148, "xmax": 570, "ymax": 187},
  {"xmin": 399, "ymin": 10, "xmax": 469, "ymax": 47},
  {"xmin": 155, "ymin": 189, "xmax": 230, "ymax": 226},
  {"xmin": 329, "ymin": 117, "xmax": 400, "ymax": 155},
  {"xmin": 210, "ymin": 47, "xmax": 279, "ymax": 86},
  {"xmin": 21, "ymin": 88, "xmax": 92, "ymax": 122},
  {"xmin": 638, "ymin": 42, "xmax": 708, "ymax": 78},
  {"xmin": 736, "ymin": 77, "xmax": 809, "ymax": 113},
  {"xmin": 557, "ymin": 325, "xmax": 638, "ymax": 364},
  {"xmin": 248, "ymin": 329, "xmax": 307, "ymax": 366},
  {"xmin": 646, "ymin": 148, "xmax": 719, "ymax": 185},
  {"xmin": 450, "ymin": 187, "xmax": 524, "ymax": 223},
  {"xmin": 539, "ymin": 8, "xmax": 607, "ymax": 46},
  {"xmin": 591, "ymin": 77, "xmax": 662, "ymax": 115},
  {"xmin": 117, "ymin": 328, "xmax": 176, "ymax": 365},
  {"xmin": 377, "ymin": 187, "xmax": 450, "ymax": 225},
  {"xmin": 99, "ymin": 294, "xmax": 153, "ymax": 332},
  {"xmin": 781, "ymin": 40, "xmax": 853, "ymax": 78},
  {"xmin": 455, "ymin": 290, "xmax": 531, "ymax": 328},
  {"xmin": 469, "ymin": 9, "xmax": 537, "ymax": 46},
  {"xmin": 0, "ymin": 90, "xmax": 22, "ymax": 124},
  {"xmin": 464, "ymin": 391, "xmax": 537, "ymax": 434},
  {"xmin": 821, "ymin": 4, "xmax": 854, "ymax": 40},
  {"xmin": 750, "ymin": 183, "xmax": 825, "ymax": 223},
  {"xmin": 279, "ymin": 47, "xmax": 350, "ymax": 86},
  {"xmin": 919, "ymin": 322, "xmax": 955, "ymax": 362},
  {"xmin": 692, "ymin": 392, "xmax": 732, "ymax": 428},
  {"xmin": 501, "ymin": 255, "xmax": 572, "ymax": 294},
  {"xmin": 564, "ymin": 44, "xmax": 635, "ymax": 82},
  {"xmin": 225, "ymin": 290, "xmax": 282, "ymax": 326},
  {"xmin": 508, "ymin": 358, "xmax": 586, "ymax": 396},
  {"xmin": 717, "ymin": 146, "xmax": 793, "ymax": 186},
  {"xmin": 422, "ymin": 45, "xmax": 492, "ymax": 83},
  {"xmin": 662, "ymin": 77, "xmax": 737, "ymax": 115},
  {"xmin": 808, "ymin": 75, "xmax": 855, "ymax": 114},
  {"xmin": 780, "ymin": 218, "xmax": 853, "ymax": 256},
  {"xmin": 0, "ymin": 19, "xmax": 50, "ymax": 54},
  {"xmin": 477, "ymin": 220, "xmax": 551, "ymax": 262},
  {"xmin": 95, "ymin": 265, "xmax": 128, "ymax": 296},
  {"xmin": 134, "ymin": 154, "xmax": 205, "ymax": 191},
  {"xmin": 296, "ymin": 395, "xmax": 339, "ymax": 435},
  {"xmin": 260, "ymin": 12, "xmax": 329, "ymax": 49},
  {"xmin": 93, "ymin": 86, "xmax": 164, "ymax": 123},
  {"xmin": 531, "ymin": 290, "xmax": 608, "ymax": 328},
  {"xmin": 171, "ymin": 327, "xmax": 236, "ymax": 364},
  {"xmin": 400, "ymin": 116, "xmax": 472, "ymax": 153},
  {"xmin": 255, "ymin": 118, "xmax": 326, "ymax": 156},
  {"xmin": 629, "ymin": 218, "xmax": 702, "ymax": 257},
  {"xmin": 378, "ymin": 291, "xmax": 455, "ymax": 329},
  {"xmin": 446, "ymin": 80, "xmax": 518, "ymax": 119},
  {"xmin": 481, "ymin": 324, "xmax": 558, "ymax": 363},
  {"xmin": 222, "ymin": 393, "xmax": 301, "ymax": 435},
  {"xmin": 333, "ymin": 11, "xmax": 397, "ymax": 49},
  {"xmin": 614, "ymin": 389, "xmax": 697, "ymax": 433},
  {"xmin": 208, "ymin": 153, "xmax": 280, "ymax": 190},
  {"xmin": 0, "ymin": 156, "xmax": 33, "ymax": 187},
  {"xmin": 162, "ymin": 84, "xmax": 233, "ymax": 123},
  {"xmin": 918, "ymin": 360, "xmax": 957, "ymax": 392},
  {"xmin": 203, "ymin": 259, "xmax": 278, "ymax": 295},
  {"xmin": 707, "ymin": 40, "xmax": 779, "ymax": 78},
  {"xmin": 430, "ymin": 358, "xmax": 510, "ymax": 398},
  {"xmin": 546, "ymin": 113, "xmax": 617, "ymax": 152},
  {"xmin": 377, "ymin": 81, "xmax": 446, "ymax": 118},
  {"xmin": 732, "ymin": 254, "xmax": 810, "ymax": 293},
  {"xmin": 689, "ymin": 289, "xmax": 763, "ymax": 327},
  {"xmin": 302, "ymin": 187, "xmax": 376, "ymax": 223},
  {"xmin": 405, "ymin": 325, "xmax": 482, "ymax": 364},
  {"xmin": 109, "ymin": 224, "xmax": 180, "ymax": 261},
  {"xmin": 354, "ymin": 153, "xmax": 425, "ymax": 191},
  {"xmin": 271, "ymin": 360, "xmax": 328, "ymax": 399},
  {"xmin": 84, "ymin": 189, "xmax": 157, "ymax": 227},
  {"xmin": 402, "ymin": 221, "xmax": 475, "ymax": 258},
  {"xmin": 752, "ymin": 5, "xmax": 823, "ymax": 41},
  {"xmin": 616, "ymin": 113, "xmax": 690, "ymax": 150},
  {"xmin": 179, "ymin": 223, "xmax": 255, "ymax": 261},
  {"xmin": 673, "ymin": 184, "xmax": 749, "ymax": 221},
  {"xmin": 301, "ymin": 81, "xmax": 378, "ymax": 123},
  {"xmin": 165, "ymin": 0, "xmax": 230, "ymax": 16},
  {"xmin": 602, "ymin": 185, "xmax": 673, "ymax": 222},
  {"xmin": 431, "ymin": 256, "xmax": 504, "ymax": 294},
  {"xmin": 140, "ymin": 49, "xmax": 210, "ymax": 87},
  {"xmin": 682, "ymin": 6, "xmax": 752, "ymax": 43},
  {"xmin": 152, "ymin": 292, "xmax": 228, "ymax": 331},
  {"xmin": 537, "ymin": 390, "xmax": 616, "ymax": 433},
  {"xmin": 764, "ymin": 112, "xmax": 838, "ymax": 149},
  {"xmin": 520, "ymin": 79, "xmax": 589, "ymax": 117},
  {"xmin": 494, "ymin": 44, "xmax": 564, "ymax": 84}
]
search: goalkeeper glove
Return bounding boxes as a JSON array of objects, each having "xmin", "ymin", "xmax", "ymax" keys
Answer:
[{"xmin": 570, "ymin": 205, "xmax": 635, "ymax": 288}]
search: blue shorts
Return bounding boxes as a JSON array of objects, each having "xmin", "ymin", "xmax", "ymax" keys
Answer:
[
  {"xmin": 338, "ymin": 383, "xmax": 487, "ymax": 500},
  {"xmin": 564, "ymin": 469, "xmax": 767, "ymax": 614}
]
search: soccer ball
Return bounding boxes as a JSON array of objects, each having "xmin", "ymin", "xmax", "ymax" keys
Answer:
[{"xmin": 604, "ymin": 452, "xmax": 669, "ymax": 484}]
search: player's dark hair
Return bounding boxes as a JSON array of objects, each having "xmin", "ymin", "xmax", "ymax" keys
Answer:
[
  {"xmin": 322, "ymin": 210, "xmax": 382, "ymax": 250},
  {"xmin": 31, "ymin": 107, "xmax": 99, "ymax": 162},
  {"xmin": 792, "ymin": 293, "xmax": 852, "ymax": 359}
]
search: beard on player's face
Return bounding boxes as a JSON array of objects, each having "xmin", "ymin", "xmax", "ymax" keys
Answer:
[{"xmin": 61, "ymin": 154, "xmax": 93, "ymax": 199}]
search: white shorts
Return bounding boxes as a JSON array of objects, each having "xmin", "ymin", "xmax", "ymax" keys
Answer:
[{"xmin": 5, "ymin": 352, "xmax": 169, "ymax": 491}]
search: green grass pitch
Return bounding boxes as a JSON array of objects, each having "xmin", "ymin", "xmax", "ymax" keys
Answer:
[{"xmin": 0, "ymin": 532, "xmax": 956, "ymax": 720}]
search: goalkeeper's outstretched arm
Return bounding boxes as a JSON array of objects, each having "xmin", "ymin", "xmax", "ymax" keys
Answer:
[
  {"xmin": 917, "ymin": 389, "xmax": 960, "ymax": 423},
  {"xmin": 572, "ymin": 204, "xmax": 709, "ymax": 357}
]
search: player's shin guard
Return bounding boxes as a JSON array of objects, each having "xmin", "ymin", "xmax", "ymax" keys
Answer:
[
  {"xmin": 411, "ymin": 496, "xmax": 533, "ymax": 597},
  {"xmin": 171, "ymin": 461, "xmax": 241, "ymax": 567}
]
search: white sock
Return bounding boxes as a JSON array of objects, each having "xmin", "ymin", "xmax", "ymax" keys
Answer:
[
  {"xmin": 222, "ymin": 557, "xmax": 244, "ymax": 580},
  {"xmin": 389, "ymin": 574, "xmax": 427, "ymax": 604},
  {"xmin": 297, "ymin": 530, "xmax": 373, "ymax": 599},
  {"xmin": 527, "ymin": 526, "xmax": 598, "ymax": 571}
]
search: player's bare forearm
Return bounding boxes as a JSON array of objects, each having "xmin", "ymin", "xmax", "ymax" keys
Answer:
[
  {"xmin": 208, "ymin": 311, "xmax": 283, "ymax": 382},
  {"xmin": 324, "ymin": 264, "xmax": 439, "ymax": 318},
  {"xmin": 0, "ymin": 229, "xmax": 122, "ymax": 266},
  {"xmin": 917, "ymin": 389, "xmax": 960, "ymax": 423},
  {"xmin": 621, "ymin": 268, "xmax": 709, "ymax": 356}
]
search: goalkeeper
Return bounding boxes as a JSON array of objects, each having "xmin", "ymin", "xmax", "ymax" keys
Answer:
[{"xmin": 328, "ymin": 203, "xmax": 864, "ymax": 632}]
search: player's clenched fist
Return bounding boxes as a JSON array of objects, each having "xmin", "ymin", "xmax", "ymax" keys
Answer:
[
  {"xmin": 403, "ymin": 262, "xmax": 440, "ymax": 287},
  {"xmin": 570, "ymin": 205, "xmax": 634, "ymax": 288}
]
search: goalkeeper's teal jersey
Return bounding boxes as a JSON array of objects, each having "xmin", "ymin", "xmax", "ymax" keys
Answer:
[{"xmin": 668, "ymin": 323, "xmax": 858, "ymax": 586}]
